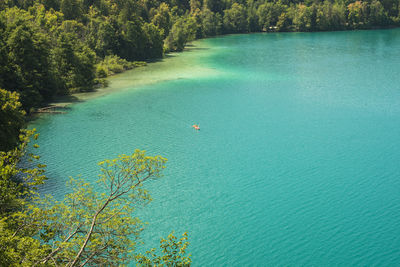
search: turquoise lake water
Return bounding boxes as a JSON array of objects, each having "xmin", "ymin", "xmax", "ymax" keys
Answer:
[{"xmin": 31, "ymin": 29, "xmax": 400, "ymax": 265}]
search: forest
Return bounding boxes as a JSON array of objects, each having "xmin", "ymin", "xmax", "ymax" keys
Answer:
[{"xmin": 1, "ymin": 0, "xmax": 400, "ymax": 265}]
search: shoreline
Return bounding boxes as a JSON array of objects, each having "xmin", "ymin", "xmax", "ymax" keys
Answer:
[
  {"xmin": 31, "ymin": 40, "xmax": 217, "ymax": 119},
  {"xmin": 31, "ymin": 26, "xmax": 399, "ymax": 119}
]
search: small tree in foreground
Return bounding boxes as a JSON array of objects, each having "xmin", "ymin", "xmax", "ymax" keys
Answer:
[{"xmin": 0, "ymin": 142, "xmax": 191, "ymax": 266}]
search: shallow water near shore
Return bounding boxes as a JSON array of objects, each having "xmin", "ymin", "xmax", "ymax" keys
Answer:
[{"xmin": 31, "ymin": 29, "xmax": 400, "ymax": 265}]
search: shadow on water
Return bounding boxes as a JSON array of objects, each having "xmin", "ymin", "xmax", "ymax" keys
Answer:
[
  {"xmin": 146, "ymin": 57, "xmax": 169, "ymax": 62},
  {"xmin": 184, "ymin": 44, "xmax": 210, "ymax": 51},
  {"xmin": 51, "ymin": 94, "xmax": 82, "ymax": 104}
]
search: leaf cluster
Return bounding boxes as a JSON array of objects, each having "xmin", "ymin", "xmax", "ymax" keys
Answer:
[{"xmin": 136, "ymin": 232, "xmax": 192, "ymax": 266}]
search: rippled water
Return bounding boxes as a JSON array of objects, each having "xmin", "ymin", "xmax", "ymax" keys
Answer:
[{"xmin": 31, "ymin": 29, "xmax": 400, "ymax": 265}]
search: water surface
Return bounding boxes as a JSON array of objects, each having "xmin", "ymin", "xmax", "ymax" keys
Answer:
[{"xmin": 31, "ymin": 29, "xmax": 400, "ymax": 265}]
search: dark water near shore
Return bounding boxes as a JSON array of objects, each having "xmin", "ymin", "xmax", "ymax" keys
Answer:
[{"xmin": 31, "ymin": 29, "xmax": 400, "ymax": 265}]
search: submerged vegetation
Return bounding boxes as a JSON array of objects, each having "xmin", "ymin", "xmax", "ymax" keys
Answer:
[{"xmin": 96, "ymin": 55, "xmax": 146, "ymax": 78}]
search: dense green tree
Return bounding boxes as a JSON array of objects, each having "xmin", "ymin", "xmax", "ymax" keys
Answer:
[
  {"xmin": 247, "ymin": 2, "xmax": 261, "ymax": 32},
  {"xmin": 0, "ymin": 89, "xmax": 26, "ymax": 152},
  {"xmin": 136, "ymin": 232, "xmax": 191, "ymax": 265},
  {"xmin": 276, "ymin": 11, "xmax": 291, "ymax": 31},
  {"xmin": 39, "ymin": 0, "xmax": 60, "ymax": 10},
  {"xmin": 292, "ymin": 4, "xmax": 313, "ymax": 31},
  {"xmin": 201, "ymin": 8, "xmax": 223, "ymax": 36},
  {"xmin": 190, "ymin": 8, "xmax": 204, "ymax": 38},
  {"xmin": 204, "ymin": 0, "xmax": 225, "ymax": 13},
  {"xmin": 369, "ymin": 0, "xmax": 389, "ymax": 26},
  {"xmin": 0, "ymin": 1, "xmax": 8, "ymax": 9},
  {"xmin": 120, "ymin": 17, "xmax": 147, "ymax": 60},
  {"xmin": 169, "ymin": 0, "xmax": 191, "ymax": 13},
  {"xmin": 89, "ymin": 0, "xmax": 111, "ymax": 16},
  {"xmin": 190, "ymin": 0, "xmax": 202, "ymax": 13},
  {"xmin": 223, "ymin": 3, "xmax": 248, "ymax": 33},
  {"xmin": 151, "ymin": 2, "xmax": 172, "ymax": 38},
  {"xmin": 33, "ymin": 4, "xmax": 64, "ymax": 33},
  {"xmin": 53, "ymin": 32, "xmax": 96, "ymax": 93},
  {"xmin": 85, "ymin": 9, "xmax": 120, "ymax": 57},
  {"xmin": 118, "ymin": 0, "xmax": 140, "ymax": 23},
  {"xmin": 60, "ymin": 0, "xmax": 83, "ymax": 20},
  {"xmin": 0, "ymin": 19, "xmax": 8, "ymax": 88},
  {"xmin": 347, "ymin": 1, "xmax": 368, "ymax": 28},
  {"xmin": 142, "ymin": 22, "xmax": 165, "ymax": 58},
  {"xmin": 257, "ymin": 2, "xmax": 286, "ymax": 31},
  {"xmin": 165, "ymin": 15, "xmax": 197, "ymax": 51},
  {"xmin": 380, "ymin": 0, "xmax": 398, "ymax": 16},
  {"xmin": 315, "ymin": 1, "xmax": 346, "ymax": 30},
  {"xmin": 1, "ymin": 8, "xmax": 57, "ymax": 109},
  {"xmin": 0, "ymin": 130, "xmax": 47, "ymax": 266},
  {"xmin": 0, "ymin": 129, "xmax": 45, "ymax": 214}
]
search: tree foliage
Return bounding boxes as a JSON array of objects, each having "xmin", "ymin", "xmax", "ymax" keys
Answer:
[
  {"xmin": 0, "ymin": 89, "xmax": 26, "ymax": 152},
  {"xmin": 0, "ymin": 141, "xmax": 191, "ymax": 266},
  {"xmin": 136, "ymin": 232, "xmax": 191, "ymax": 266},
  {"xmin": 223, "ymin": 3, "xmax": 248, "ymax": 33},
  {"xmin": 0, "ymin": 130, "xmax": 47, "ymax": 266}
]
